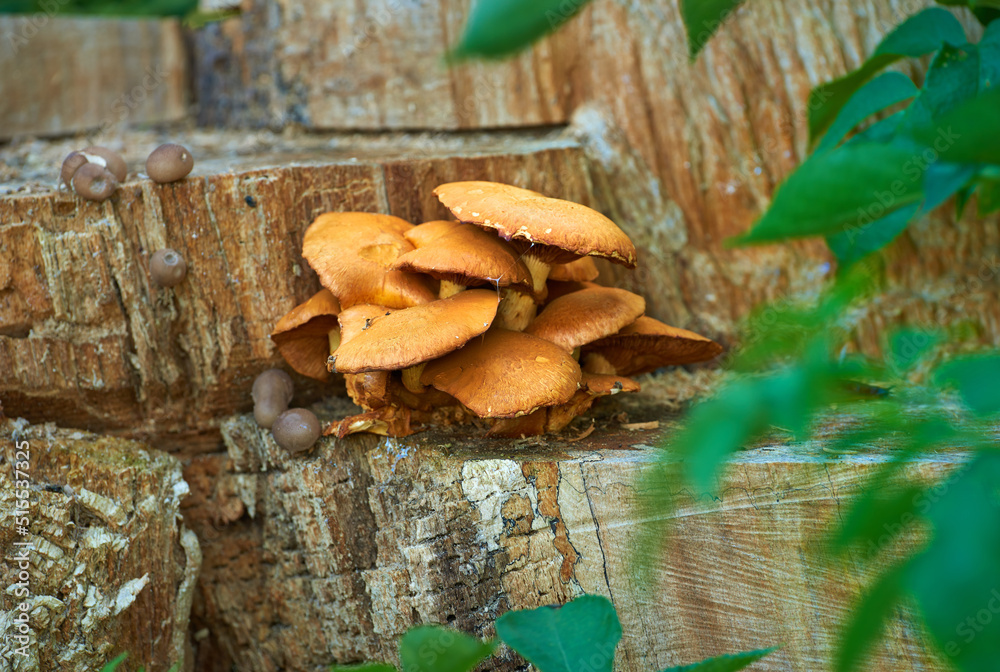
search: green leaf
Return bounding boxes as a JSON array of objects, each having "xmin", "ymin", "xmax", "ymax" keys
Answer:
[
  {"xmin": 921, "ymin": 162, "xmax": 979, "ymax": 214},
  {"xmin": 331, "ymin": 664, "xmax": 398, "ymax": 672},
  {"xmin": 733, "ymin": 143, "xmax": 925, "ymax": 246},
  {"xmin": 826, "ymin": 202, "xmax": 919, "ymax": 268},
  {"xmin": 934, "ymin": 353, "xmax": 1000, "ymax": 415},
  {"xmin": 835, "ymin": 562, "xmax": 910, "ymax": 672},
  {"xmin": 808, "ymin": 8, "xmax": 967, "ymax": 143},
  {"xmin": 101, "ymin": 653, "xmax": 129, "ymax": 672},
  {"xmin": 977, "ymin": 174, "xmax": 1000, "ymax": 214},
  {"xmin": 831, "ymin": 482, "xmax": 927, "ymax": 556},
  {"xmin": 899, "ymin": 43, "xmax": 983, "ymax": 131},
  {"xmin": 814, "ymin": 72, "xmax": 918, "ymax": 154},
  {"xmin": 495, "ymin": 595, "xmax": 621, "ymax": 672},
  {"xmin": 681, "ymin": 0, "xmax": 746, "ymax": 60},
  {"xmin": 888, "ymin": 327, "xmax": 940, "ymax": 374},
  {"xmin": 907, "ymin": 83, "xmax": 1000, "ymax": 166},
  {"xmin": 658, "ymin": 646, "xmax": 780, "ymax": 672},
  {"xmin": 906, "ymin": 452, "xmax": 1000, "ymax": 669},
  {"xmin": 447, "ymin": 0, "xmax": 594, "ymax": 61},
  {"xmin": 676, "ymin": 382, "xmax": 769, "ymax": 492},
  {"xmin": 398, "ymin": 627, "xmax": 495, "ymax": 672}
]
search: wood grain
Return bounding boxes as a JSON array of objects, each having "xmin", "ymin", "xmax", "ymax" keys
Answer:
[
  {"xmin": 0, "ymin": 418, "xmax": 198, "ymax": 672},
  {"xmin": 185, "ymin": 408, "xmax": 958, "ymax": 672},
  {"xmin": 0, "ymin": 17, "xmax": 187, "ymax": 140}
]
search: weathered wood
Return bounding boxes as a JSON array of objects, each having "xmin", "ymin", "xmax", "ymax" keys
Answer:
[
  {"xmin": 184, "ymin": 396, "xmax": 959, "ymax": 672},
  {"xmin": 0, "ymin": 418, "xmax": 199, "ymax": 672},
  {"xmin": 0, "ymin": 17, "xmax": 187, "ymax": 140},
  {"xmin": 0, "ymin": 131, "xmax": 591, "ymax": 452},
  {"xmin": 188, "ymin": 1, "xmax": 1000, "ymax": 352}
]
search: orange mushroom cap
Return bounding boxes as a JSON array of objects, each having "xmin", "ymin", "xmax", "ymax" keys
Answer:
[
  {"xmin": 331, "ymin": 289, "xmax": 500, "ymax": 373},
  {"xmin": 420, "ymin": 329, "xmax": 581, "ymax": 418},
  {"xmin": 403, "ymin": 220, "xmax": 463, "ymax": 248},
  {"xmin": 302, "ymin": 212, "xmax": 436, "ymax": 309},
  {"xmin": 390, "ymin": 223, "xmax": 532, "ymax": 291},
  {"xmin": 583, "ymin": 316, "xmax": 724, "ymax": 375},
  {"xmin": 526, "ymin": 287, "xmax": 646, "ymax": 352},
  {"xmin": 549, "ymin": 257, "xmax": 600, "ymax": 282},
  {"xmin": 270, "ymin": 289, "xmax": 341, "ymax": 381},
  {"xmin": 432, "ymin": 181, "xmax": 637, "ymax": 267}
]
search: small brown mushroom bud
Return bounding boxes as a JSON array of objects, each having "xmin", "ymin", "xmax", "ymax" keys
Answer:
[
  {"xmin": 149, "ymin": 248, "xmax": 188, "ymax": 288},
  {"xmin": 252, "ymin": 369, "xmax": 294, "ymax": 428},
  {"xmin": 72, "ymin": 163, "xmax": 118, "ymax": 202},
  {"xmin": 81, "ymin": 146, "xmax": 128, "ymax": 182},
  {"xmin": 271, "ymin": 408, "xmax": 321, "ymax": 454},
  {"xmin": 60, "ymin": 151, "xmax": 87, "ymax": 188},
  {"xmin": 146, "ymin": 143, "xmax": 194, "ymax": 183}
]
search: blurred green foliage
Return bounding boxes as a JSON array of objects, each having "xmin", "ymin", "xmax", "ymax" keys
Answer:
[
  {"xmin": 331, "ymin": 595, "xmax": 776, "ymax": 672},
  {"xmin": 0, "ymin": 0, "xmax": 198, "ymax": 16}
]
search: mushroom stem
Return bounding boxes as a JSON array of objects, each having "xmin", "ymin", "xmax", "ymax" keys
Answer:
[
  {"xmin": 493, "ymin": 254, "xmax": 552, "ymax": 331},
  {"xmin": 401, "ymin": 363, "xmax": 427, "ymax": 393},
  {"xmin": 328, "ymin": 328, "xmax": 341, "ymax": 355},
  {"xmin": 438, "ymin": 280, "xmax": 467, "ymax": 298},
  {"xmin": 495, "ymin": 288, "xmax": 536, "ymax": 331},
  {"xmin": 582, "ymin": 352, "xmax": 617, "ymax": 375},
  {"xmin": 523, "ymin": 255, "xmax": 552, "ymax": 294}
]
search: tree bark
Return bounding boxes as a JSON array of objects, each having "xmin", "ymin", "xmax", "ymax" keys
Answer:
[
  {"xmin": 184, "ymin": 399, "xmax": 957, "ymax": 672},
  {"xmin": 0, "ymin": 418, "xmax": 200, "ymax": 672}
]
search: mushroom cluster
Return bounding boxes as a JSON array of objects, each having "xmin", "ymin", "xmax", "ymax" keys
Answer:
[{"xmin": 271, "ymin": 181, "xmax": 722, "ymax": 439}]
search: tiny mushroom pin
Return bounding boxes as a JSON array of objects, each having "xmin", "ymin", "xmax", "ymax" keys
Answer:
[
  {"xmin": 149, "ymin": 248, "xmax": 188, "ymax": 288},
  {"xmin": 71, "ymin": 163, "xmax": 118, "ymax": 202},
  {"xmin": 252, "ymin": 369, "xmax": 295, "ymax": 428},
  {"xmin": 272, "ymin": 408, "xmax": 321, "ymax": 454},
  {"xmin": 146, "ymin": 143, "xmax": 195, "ymax": 183}
]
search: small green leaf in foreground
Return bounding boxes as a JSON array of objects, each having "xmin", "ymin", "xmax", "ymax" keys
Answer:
[
  {"xmin": 496, "ymin": 594, "xmax": 621, "ymax": 672},
  {"xmin": 835, "ymin": 562, "xmax": 910, "ymax": 672},
  {"xmin": 658, "ymin": 645, "xmax": 780, "ymax": 672},
  {"xmin": 101, "ymin": 653, "xmax": 129, "ymax": 672},
  {"xmin": 331, "ymin": 664, "xmax": 398, "ymax": 672},
  {"xmin": 732, "ymin": 143, "xmax": 925, "ymax": 246},
  {"xmin": 808, "ymin": 8, "xmax": 966, "ymax": 143},
  {"xmin": 681, "ymin": 0, "xmax": 746, "ymax": 60},
  {"xmin": 446, "ymin": 0, "xmax": 595, "ymax": 61},
  {"xmin": 813, "ymin": 72, "xmax": 918, "ymax": 154},
  {"xmin": 398, "ymin": 626, "xmax": 495, "ymax": 672},
  {"xmin": 909, "ymin": 87, "xmax": 1000, "ymax": 165},
  {"xmin": 934, "ymin": 353, "xmax": 1000, "ymax": 415}
]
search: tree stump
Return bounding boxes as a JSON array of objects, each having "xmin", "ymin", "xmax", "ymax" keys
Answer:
[
  {"xmin": 0, "ymin": 131, "xmax": 594, "ymax": 452},
  {"xmin": 0, "ymin": 418, "xmax": 200, "ymax": 672},
  {"xmin": 184, "ymin": 391, "xmax": 958, "ymax": 672}
]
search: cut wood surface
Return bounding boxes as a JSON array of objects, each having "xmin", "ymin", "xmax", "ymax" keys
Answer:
[
  {"xmin": 0, "ymin": 418, "xmax": 199, "ymax": 672},
  {"xmin": 0, "ymin": 17, "xmax": 187, "ymax": 140},
  {"xmin": 0, "ymin": 131, "xmax": 593, "ymax": 451},
  {"xmin": 183, "ymin": 393, "xmax": 957, "ymax": 672}
]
